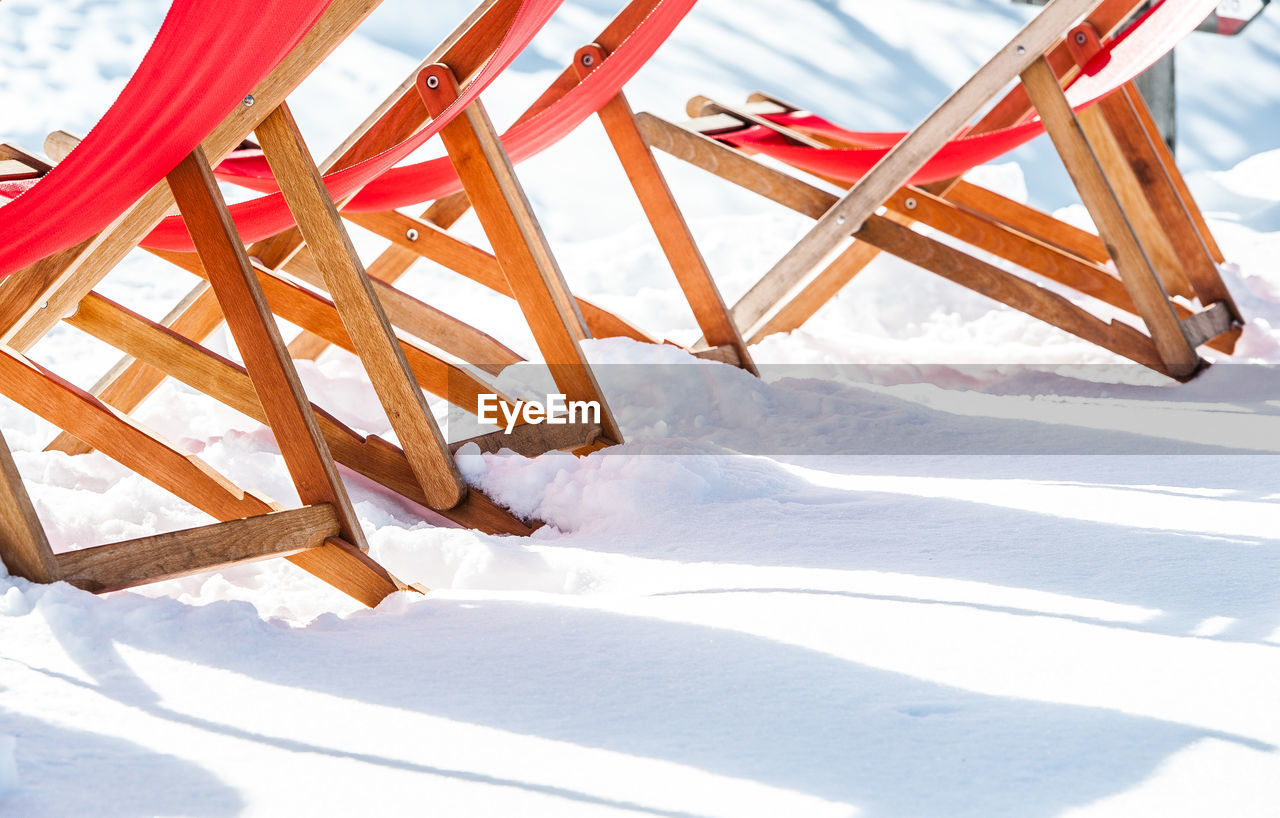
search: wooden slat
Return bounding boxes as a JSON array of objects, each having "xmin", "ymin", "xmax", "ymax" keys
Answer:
[
  {"xmin": 884, "ymin": 187, "xmax": 1134, "ymax": 308},
  {"xmin": 1100, "ymin": 87, "xmax": 1238, "ymax": 312},
  {"xmin": 150, "ymin": 247, "xmax": 518, "ymax": 416},
  {"xmin": 0, "ymin": 429, "xmax": 60, "ymax": 583},
  {"xmin": 942, "ymin": 180, "xmax": 1110, "ymax": 263},
  {"xmin": 280, "ymin": 243, "xmax": 523, "ymax": 376},
  {"xmin": 0, "ymin": 0, "xmax": 383, "ymax": 351},
  {"xmin": 448, "ymin": 421, "xmax": 603, "ymax": 457},
  {"xmin": 57, "ymin": 505, "xmax": 339, "ymax": 594},
  {"xmin": 732, "ymin": 0, "xmax": 1105, "ymax": 336},
  {"xmin": 252, "ymin": 0, "xmax": 518, "ymax": 269},
  {"xmin": 579, "ymin": 49, "xmax": 755, "ymax": 373},
  {"xmin": 1075, "ymin": 105, "xmax": 1194, "ymax": 299},
  {"xmin": 856, "ymin": 214, "xmax": 1169, "ymax": 373},
  {"xmin": 1021, "ymin": 56, "xmax": 1198, "ymax": 377},
  {"xmin": 0, "ymin": 143, "xmax": 52, "ymax": 176},
  {"xmin": 1182, "ymin": 301, "xmax": 1233, "ymax": 348},
  {"xmin": 256, "ymin": 103, "xmax": 467, "ymax": 511},
  {"xmin": 1124, "ymin": 83, "xmax": 1225, "ymax": 264},
  {"xmin": 0, "ymin": 159, "xmax": 40, "ymax": 182},
  {"xmin": 639, "ymin": 113, "xmax": 835, "ymax": 219},
  {"xmin": 166, "ymin": 147, "xmax": 371, "ymax": 551},
  {"xmin": 45, "ymin": 282, "xmax": 223, "ymax": 456},
  {"xmin": 67, "ymin": 292, "xmax": 535, "ymax": 536},
  {"xmin": 420, "ymin": 65, "xmax": 623, "ymax": 444},
  {"xmin": 344, "ymin": 210, "xmax": 508, "ymax": 291},
  {"xmin": 0, "ymin": 347, "xmax": 278, "ymax": 521}
]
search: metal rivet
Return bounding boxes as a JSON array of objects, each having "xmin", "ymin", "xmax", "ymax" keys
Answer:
[
  {"xmin": 904, "ymin": 197, "xmax": 917, "ymax": 210},
  {"xmin": 1016, "ymin": 45, "xmax": 1026, "ymax": 55},
  {"xmin": 581, "ymin": 53, "xmax": 595, "ymax": 67},
  {"xmin": 425, "ymin": 74, "xmax": 440, "ymax": 89},
  {"xmin": 406, "ymin": 228, "xmax": 419, "ymax": 242},
  {"xmin": 1074, "ymin": 31, "xmax": 1087, "ymax": 45},
  {"xmin": 39, "ymin": 301, "xmax": 48, "ymax": 310},
  {"xmin": 243, "ymin": 95, "xmax": 254, "ymax": 107},
  {"xmin": 836, "ymin": 215, "xmax": 846, "ymax": 225}
]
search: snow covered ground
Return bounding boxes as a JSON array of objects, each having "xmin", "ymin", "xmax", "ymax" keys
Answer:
[{"xmin": 3, "ymin": 0, "xmax": 1280, "ymax": 815}]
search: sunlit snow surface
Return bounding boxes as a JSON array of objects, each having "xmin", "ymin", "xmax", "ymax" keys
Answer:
[{"xmin": 2, "ymin": 1, "xmax": 1280, "ymax": 815}]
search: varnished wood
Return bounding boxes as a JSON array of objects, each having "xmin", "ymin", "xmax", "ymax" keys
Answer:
[
  {"xmin": 579, "ymin": 46, "xmax": 756, "ymax": 373},
  {"xmin": 735, "ymin": 0, "xmax": 1105, "ymax": 335},
  {"xmin": 281, "ymin": 242, "xmax": 523, "ymax": 376},
  {"xmin": 57, "ymin": 504, "xmax": 339, "ymax": 594},
  {"xmin": 67, "ymin": 292, "xmax": 535, "ymax": 535},
  {"xmin": 856, "ymin": 214, "xmax": 1169, "ymax": 372},
  {"xmin": 1021, "ymin": 56, "xmax": 1198, "ymax": 377},
  {"xmin": 148, "ymin": 248, "xmax": 518, "ymax": 418},
  {"xmin": 419, "ymin": 64, "xmax": 623, "ymax": 444},
  {"xmin": 942, "ymin": 180, "xmax": 1110, "ymax": 264},
  {"xmin": 46, "ymin": 283, "xmax": 224, "ymax": 456},
  {"xmin": 166, "ymin": 147, "xmax": 371, "ymax": 551},
  {"xmin": 0, "ymin": 430, "xmax": 60, "ymax": 583},
  {"xmin": 1100, "ymin": 87, "xmax": 1237, "ymax": 314},
  {"xmin": 1124, "ymin": 84, "xmax": 1224, "ymax": 265},
  {"xmin": 1075, "ymin": 105, "xmax": 1194, "ymax": 299},
  {"xmin": 256, "ymin": 103, "xmax": 467, "ymax": 510}
]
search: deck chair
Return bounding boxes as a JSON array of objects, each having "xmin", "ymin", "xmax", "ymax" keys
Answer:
[
  {"xmin": 634, "ymin": 0, "xmax": 1242, "ymax": 380},
  {"xmin": 0, "ymin": 0, "xmax": 586, "ymax": 603},
  {"xmin": 62, "ymin": 0, "xmax": 755, "ymax": 439},
  {"xmin": 0, "ymin": 0, "xmax": 422, "ymax": 605}
]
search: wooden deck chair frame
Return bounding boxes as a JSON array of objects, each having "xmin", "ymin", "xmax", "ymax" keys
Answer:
[
  {"xmin": 0, "ymin": 0, "xmax": 571, "ymax": 604},
  {"xmin": 628, "ymin": 0, "xmax": 1242, "ymax": 380},
  {"xmin": 0, "ymin": 0, "xmax": 620, "ymax": 539},
  {"xmin": 58, "ymin": 0, "xmax": 755, "ymax": 446}
]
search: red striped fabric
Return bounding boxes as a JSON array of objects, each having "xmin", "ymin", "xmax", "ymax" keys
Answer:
[
  {"xmin": 715, "ymin": 0, "xmax": 1217, "ymax": 186},
  {"xmin": 141, "ymin": 0, "xmax": 571, "ymax": 251},
  {"xmin": 0, "ymin": 0, "xmax": 332, "ymax": 278}
]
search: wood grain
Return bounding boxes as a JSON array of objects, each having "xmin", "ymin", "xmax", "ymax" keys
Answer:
[
  {"xmin": 166, "ymin": 147, "xmax": 370, "ymax": 549},
  {"xmin": 1022, "ymin": 56, "xmax": 1198, "ymax": 377},
  {"xmin": 420, "ymin": 65, "xmax": 623, "ymax": 444},
  {"xmin": 0, "ymin": 429, "xmax": 60, "ymax": 583},
  {"xmin": 733, "ymin": 0, "xmax": 1105, "ymax": 335},
  {"xmin": 256, "ymin": 103, "xmax": 467, "ymax": 510},
  {"xmin": 580, "ymin": 47, "xmax": 755, "ymax": 373},
  {"xmin": 57, "ymin": 505, "xmax": 339, "ymax": 594}
]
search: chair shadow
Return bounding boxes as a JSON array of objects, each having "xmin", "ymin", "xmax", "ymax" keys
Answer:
[
  {"xmin": 0, "ymin": 705, "xmax": 243, "ymax": 817},
  {"xmin": 25, "ymin": 595, "xmax": 1273, "ymax": 818}
]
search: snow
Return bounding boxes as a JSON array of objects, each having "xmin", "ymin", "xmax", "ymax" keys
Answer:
[{"xmin": 3, "ymin": 0, "xmax": 1280, "ymax": 815}]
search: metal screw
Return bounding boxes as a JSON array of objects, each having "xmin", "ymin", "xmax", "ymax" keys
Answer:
[
  {"xmin": 1074, "ymin": 31, "xmax": 1087, "ymax": 45},
  {"xmin": 243, "ymin": 94, "xmax": 254, "ymax": 107},
  {"xmin": 406, "ymin": 228, "xmax": 420, "ymax": 242},
  {"xmin": 581, "ymin": 53, "xmax": 595, "ymax": 67},
  {"xmin": 904, "ymin": 197, "xmax": 917, "ymax": 210},
  {"xmin": 1016, "ymin": 45, "xmax": 1026, "ymax": 55},
  {"xmin": 836, "ymin": 215, "xmax": 846, "ymax": 225},
  {"xmin": 425, "ymin": 74, "xmax": 440, "ymax": 89}
]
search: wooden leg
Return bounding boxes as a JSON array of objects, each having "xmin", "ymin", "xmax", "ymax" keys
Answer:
[
  {"xmin": 0, "ymin": 428, "xmax": 60, "ymax": 583},
  {"xmin": 68, "ymin": 292, "xmax": 537, "ymax": 536},
  {"xmin": 1101, "ymin": 85, "xmax": 1239, "ymax": 317},
  {"xmin": 1022, "ymin": 57, "xmax": 1199, "ymax": 378},
  {"xmin": 167, "ymin": 147, "xmax": 369, "ymax": 546},
  {"xmin": 1124, "ymin": 84, "xmax": 1225, "ymax": 265},
  {"xmin": 575, "ymin": 46, "xmax": 756, "ymax": 375},
  {"xmin": 855, "ymin": 214, "xmax": 1167, "ymax": 372},
  {"xmin": 419, "ymin": 65, "xmax": 623, "ymax": 444},
  {"xmin": 256, "ymin": 102, "xmax": 466, "ymax": 510}
]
